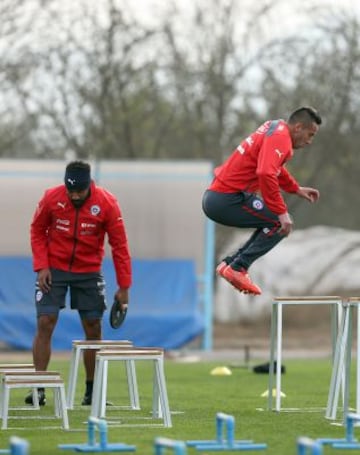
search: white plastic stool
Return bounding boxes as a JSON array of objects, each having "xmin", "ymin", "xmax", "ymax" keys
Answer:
[
  {"xmin": 90, "ymin": 348, "xmax": 172, "ymax": 427},
  {"xmin": 268, "ymin": 295, "xmax": 343, "ymax": 412},
  {"xmin": 0, "ymin": 371, "xmax": 63, "ymax": 414},
  {"xmin": 1, "ymin": 373, "xmax": 69, "ymax": 429},
  {"xmin": 326, "ymin": 297, "xmax": 360, "ymax": 421},
  {"xmin": 0, "ymin": 364, "xmax": 38, "ymax": 411},
  {"xmin": 66, "ymin": 339, "xmax": 136, "ymax": 409}
]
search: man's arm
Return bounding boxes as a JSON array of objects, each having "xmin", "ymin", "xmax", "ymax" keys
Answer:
[
  {"xmin": 30, "ymin": 194, "xmax": 51, "ymax": 272},
  {"xmin": 296, "ymin": 186, "xmax": 320, "ymax": 203},
  {"xmin": 256, "ymin": 135, "xmax": 295, "ymax": 215},
  {"xmin": 105, "ymin": 197, "xmax": 132, "ymax": 291}
]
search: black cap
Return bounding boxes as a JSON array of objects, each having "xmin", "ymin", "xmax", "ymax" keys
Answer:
[{"xmin": 64, "ymin": 161, "xmax": 91, "ymax": 191}]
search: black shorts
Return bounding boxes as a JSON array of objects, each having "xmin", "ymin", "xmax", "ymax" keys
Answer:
[{"xmin": 35, "ymin": 268, "xmax": 106, "ymax": 320}]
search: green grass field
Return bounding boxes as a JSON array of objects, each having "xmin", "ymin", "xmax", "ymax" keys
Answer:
[{"xmin": 0, "ymin": 356, "xmax": 357, "ymax": 454}]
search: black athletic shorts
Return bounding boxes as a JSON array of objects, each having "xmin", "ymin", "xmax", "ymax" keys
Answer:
[{"xmin": 35, "ymin": 268, "xmax": 106, "ymax": 320}]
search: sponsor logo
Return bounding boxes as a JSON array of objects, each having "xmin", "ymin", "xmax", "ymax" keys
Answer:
[
  {"xmin": 56, "ymin": 219, "xmax": 70, "ymax": 225},
  {"xmin": 35, "ymin": 290, "xmax": 43, "ymax": 302},
  {"xmin": 252, "ymin": 199, "xmax": 264, "ymax": 210},
  {"xmin": 275, "ymin": 148, "xmax": 283, "ymax": 158},
  {"xmin": 56, "ymin": 225, "xmax": 70, "ymax": 232},
  {"xmin": 67, "ymin": 178, "xmax": 75, "ymax": 185},
  {"xmin": 237, "ymin": 145, "xmax": 245, "ymax": 155},
  {"xmin": 81, "ymin": 222, "xmax": 96, "ymax": 228},
  {"xmin": 245, "ymin": 136, "xmax": 254, "ymax": 146},
  {"xmin": 90, "ymin": 205, "xmax": 101, "ymax": 216},
  {"xmin": 263, "ymin": 227, "xmax": 270, "ymax": 234},
  {"xmin": 57, "ymin": 202, "xmax": 66, "ymax": 208}
]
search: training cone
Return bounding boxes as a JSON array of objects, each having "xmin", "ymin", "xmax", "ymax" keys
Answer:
[
  {"xmin": 261, "ymin": 388, "xmax": 286, "ymax": 398},
  {"xmin": 210, "ymin": 366, "xmax": 232, "ymax": 376}
]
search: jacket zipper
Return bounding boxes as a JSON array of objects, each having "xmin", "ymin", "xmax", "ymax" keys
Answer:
[{"xmin": 69, "ymin": 208, "xmax": 80, "ymax": 270}]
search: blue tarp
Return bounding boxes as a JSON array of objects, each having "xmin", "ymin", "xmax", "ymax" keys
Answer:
[{"xmin": 0, "ymin": 257, "xmax": 204, "ymax": 350}]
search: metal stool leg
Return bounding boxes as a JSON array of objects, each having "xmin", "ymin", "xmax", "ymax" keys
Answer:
[
  {"xmin": 154, "ymin": 358, "xmax": 172, "ymax": 428},
  {"xmin": 66, "ymin": 345, "xmax": 81, "ymax": 409},
  {"xmin": 326, "ymin": 303, "xmax": 350, "ymax": 419},
  {"xmin": 125, "ymin": 360, "xmax": 140, "ymax": 410},
  {"xmin": 268, "ymin": 302, "xmax": 277, "ymax": 410}
]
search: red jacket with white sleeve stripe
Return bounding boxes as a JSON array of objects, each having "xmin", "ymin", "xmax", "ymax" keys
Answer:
[{"xmin": 209, "ymin": 119, "xmax": 300, "ymax": 215}]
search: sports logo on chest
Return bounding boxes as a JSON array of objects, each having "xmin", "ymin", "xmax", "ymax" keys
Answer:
[{"xmin": 90, "ymin": 205, "xmax": 101, "ymax": 216}]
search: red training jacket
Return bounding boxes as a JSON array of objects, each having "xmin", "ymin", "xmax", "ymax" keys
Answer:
[
  {"xmin": 30, "ymin": 181, "xmax": 132, "ymax": 289},
  {"xmin": 209, "ymin": 119, "xmax": 300, "ymax": 215}
]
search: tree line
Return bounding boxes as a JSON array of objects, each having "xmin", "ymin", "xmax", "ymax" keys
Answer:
[{"xmin": 0, "ymin": 0, "xmax": 359, "ymax": 229}]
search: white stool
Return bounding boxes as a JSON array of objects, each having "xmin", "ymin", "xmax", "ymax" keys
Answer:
[
  {"xmin": 0, "ymin": 364, "xmax": 34, "ymax": 370},
  {"xmin": 91, "ymin": 348, "xmax": 172, "ymax": 427},
  {"xmin": 268, "ymin": 295, "xmax": 343, "ymax": 412},
  {"xmin": 0, "ymin": 371, "xmax": 62, "ymax": 414},
  {"xmin": 0, "ymin": 364, "xmax": 38, "ymax": 411},
  {"xmin": 1, "ymin": 372, "xmax": 69, "ymax": 429},
  {"xmin": 326, "ymin": 297, "xmax": 360, "ymax": 421},
  {"xmin": 66, "ymin": 339, "xmax": 136, "ymax": 409}
]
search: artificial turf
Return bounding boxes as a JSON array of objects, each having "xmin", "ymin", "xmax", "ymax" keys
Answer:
[{"xmin": 0, "ymin": 356, "xmax": 356, "ymax": 454}]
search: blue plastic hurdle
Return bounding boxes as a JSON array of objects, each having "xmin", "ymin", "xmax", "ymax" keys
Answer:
[
  {"xmin": 186, "ymin": 412, "xmax": 267, "ymax": 451},
  {"xmin": 297, "ymin": 437, "xmax": 323, "ymax": 455},
  {"xmin": 58, "ymin": 417, "xmax": 136, "ymax": 453},
  {"xmin": 0, "ymin": 437, "xmax": 29, "ymax": 455},
  {"xmin": 317, "ymin": 413, "xmax": 360, "ymax": 450},
  {"xmin": 154, "ymin": 438, "xmax": 187, "ymax": 455}
]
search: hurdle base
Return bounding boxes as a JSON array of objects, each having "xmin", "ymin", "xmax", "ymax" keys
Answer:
[
  {"xmin": 188, "ymin": 443, "xmax": 267, "ymax": 451},
  {"xmin": 317, "ymin": 438, "xmax": 358, "ymax": 445},
  {"xmin": 333, "ymin": 442, "xmax": 360, "ymax": 449},
  {"xmin": 58, "ymin": 443, "xmax": 136, "ymax": 453},
  {"xmin": 187, "ymin": 440, "xmax": 252, "ymax": 446}
]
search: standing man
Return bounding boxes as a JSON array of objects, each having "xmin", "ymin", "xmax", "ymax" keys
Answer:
[
  {"xmin": 27, "ymin": 160, "xmax": 131, "ymax": 406},
  {"xmin": 202, "ymin": 106, "xmax": 322, "ymax": 295}
]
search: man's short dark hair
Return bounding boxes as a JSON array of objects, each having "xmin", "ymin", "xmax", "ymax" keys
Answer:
[
  {"xmin": 288, "ymin": 106, "xmax": 322, "ymax": 126},
  {"xmin": 66, "ymin": 160, "xmax": 91, "ymax": 174}
]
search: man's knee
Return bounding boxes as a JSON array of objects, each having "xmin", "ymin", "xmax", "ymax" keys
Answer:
[
  {"xmin": 36, "ymin": 314, "xmax": 58, "ymax": 338},
  {"xmin": 82, "ymin": 318, "xmax": 102, "ymax": 339}
]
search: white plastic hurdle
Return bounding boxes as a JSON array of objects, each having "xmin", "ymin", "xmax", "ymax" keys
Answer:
[
  {"xmin": 317, "ymin": 413, "xmax": 360, "ymax": 449},
  {"xmin": 0, "ymin": 437, "xmax": 30, "ymax": 455},
  {"xmin": 268, "ymin": 296, "xmax": 343, "ymax": 412},
  {"xmin": 66, "ymin": 340, "xmax": 135, "ymax": 410},
  {"xmin": 58, "ymin": 417, "xmax": 136, "ymax": 452},
  {"xmin": 186, "ymin": 412, "xmax": 267, "ymax": 451},
  {"xmin": 155, "ymin": 438, "xmax": 187, "ymax": 455},
  {"xmin": 297, "ymin": 437, "xmax": 323, "ymax": 455},
  {"xmin": 1, "ymin": 372, "xmax": 69, "ymax": 430},
  {"xmin": 326, "ymin": 297, "xmax": 360, "ymax": 421},
  {"xmin": 90, "ymin": 348, "xmax": 172, "ymax": 427}
]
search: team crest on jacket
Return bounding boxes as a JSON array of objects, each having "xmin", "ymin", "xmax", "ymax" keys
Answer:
[
  {"xmin": 252, "ymin": 199, "xmax": 263, "ymax": 210},
  {"xmin": 90, "ymin": 205, "xmax": 101, "ymax": 216}
]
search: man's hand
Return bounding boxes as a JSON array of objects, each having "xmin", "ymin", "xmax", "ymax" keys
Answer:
[
  {"xmin": 278, "ymin": 212, "xmax": 293, "ymax": 236},
  {"xmin": 114, "ymin": 288, "xmax": 129, "ymax": 311},
  {"xmin": 297, "ymin": 186, "xmax": 320, "ymax": 203},
  {"xmin": 37, "ymin": 268, "xmax": 52, "ymax": 293}
]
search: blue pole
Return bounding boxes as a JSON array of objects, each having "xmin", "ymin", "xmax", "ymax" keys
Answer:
[{"xmin": 201, "ymin": 174, "xmax": 216, "ymax": 351}]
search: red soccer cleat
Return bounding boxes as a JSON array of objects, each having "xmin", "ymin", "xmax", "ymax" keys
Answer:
[
  {"xmin": 216, "ymin": 261, "xmax": 228, "ymax": 277},
  {"xmin": 223, "ymin": 266, "xmax": 262, "ymax": 295}
]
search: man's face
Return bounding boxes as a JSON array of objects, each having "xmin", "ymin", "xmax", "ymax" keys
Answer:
[
  {"xmin": 292, "ymin": 122, "xmax": 319, "ymax": 149},
  {"xmin": 66, "ymin": 188, "xmax": 90, "ymax": 208}
]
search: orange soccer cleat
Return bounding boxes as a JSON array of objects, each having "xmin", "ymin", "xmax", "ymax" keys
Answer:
[
  {"xmin": 222, "ymin": 266, "xmax": 262, "ymax": 295},
  {"xmin": 216, "ymin": 261, "xmax": 228, "ymax": 277}
]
